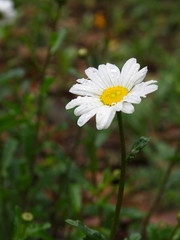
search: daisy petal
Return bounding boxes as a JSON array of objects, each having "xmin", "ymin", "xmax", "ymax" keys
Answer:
[
  {"xmin": 98, "ymin": 64, "xmax": 115, "ymax": 87},
  {"xmin": 124, "ymin": 94, "xmax": 141, "ymax": 104},
  {"xmin": 77, "ymin": 108, "xmax": 99, "ymax": 127},
  {"xmin": 65, "ymin": 96, "xmax": 98, "ymax": 109},
  {"xmin": 143, "ymin": 84, "xmax": 158, "ymax": 95},
  {"xmin": 106, "ymin": 63, "xmax": 121, "ymax": 86},
  {"xmin": 65, "ymin": 97, "xmax": 83, "ymax": 109},
  {"xmin": 131, "ymin": 80, "xmax": 158, "ymax": 97},
  {"xmin": 121, "ymin": 102, "xmax": 135, "ymax": 114},
  {"xmin": 96, "ymin": 106, "xmax": 116, "ymax": 130},
  {"xmin": 85, "ymin": 67, "xmax": 107, "ymax": 89},
  {"xmin": 70, "ymin": 82, "xmax": 102, "ymax": 96},
  {"xmin": 76, "ymin": 78, "xmax": 89, "ymax": 84},
  {"xmin": 120, "ymin": 58, "xmax": 140, "ymax": 86},
  {"xmin": 114, "ymin": 101, "xmax": 123, "ymax": 111},
  {"xmin": 127, "ymin": 67, "xmax": 148, "ymax": 90},
  {"xmin": 74, "ymin": 100, "xmax": 103, "ymax": 116}
]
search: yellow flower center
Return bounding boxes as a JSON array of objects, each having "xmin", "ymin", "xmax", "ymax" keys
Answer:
[{"xmin": 100, "ymin": 86, "xmax": 128, "ymax": 106}]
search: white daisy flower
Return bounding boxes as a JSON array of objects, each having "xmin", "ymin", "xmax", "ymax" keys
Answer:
[
  {"xmin": 65, "ymin": 58, "xmax": 158, "ymax": 130},
  {"xmin": 0, "ymin": 0, "xmax": 16, "ymax": 25}
]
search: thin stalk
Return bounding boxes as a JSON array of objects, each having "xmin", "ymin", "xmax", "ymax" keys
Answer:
[
  {"xmin": 110, "ymin": 112, "xmax": 126, "ymax": 240},
  {"xmin": 28, "ymin": 4, "xmax": 61, "ymax": 183},
  {"xmin": 169, "ymin": 222, "xmax": 180, "ymax": 240},
  {"xmin": 141, "ymin": 143, "xmax": 180, "ymax": 239},
  {"xmin": 35, "ymin": 4, "xmax": 61, "ymax": 137}
]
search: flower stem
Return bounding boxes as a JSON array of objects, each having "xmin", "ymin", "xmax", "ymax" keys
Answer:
[
  {"xmin": 110, "ymin": 112, "xmax": 126, "ymax": 240},
  {"xmin": 169, "ymin": 222, "xmax": 180, "ymax": 240},
  {"xmin": 141, "ymin": 143, "xmax": 180, "ymax": 239},
  {"xmin": 28, "ymin": 4, "xmax": 61, "ymax": 184}
]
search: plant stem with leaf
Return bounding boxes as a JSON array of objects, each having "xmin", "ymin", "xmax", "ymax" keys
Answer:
[
  {"xmin": 110, "ymin": 112, "xmax": 126, "ymax": 240},
  {"xmin": 28, "ymin": 4, "xmax": 61, "ymax": 182},
  {"xmin": 141, "ymin": 143, "xmax": 180, "ymax": 239},
  {"xmin": 169, "ymin": 221, "xmax": 180, "ymax": 240},
  {"xmin": 35, "ymin": 4, "xmax": 61, "ymax": 137}
]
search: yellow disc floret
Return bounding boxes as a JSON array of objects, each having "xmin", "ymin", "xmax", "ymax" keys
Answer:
[{"xmin": 100, "ymin": 86, "xmax": 128, "ymax": 106}]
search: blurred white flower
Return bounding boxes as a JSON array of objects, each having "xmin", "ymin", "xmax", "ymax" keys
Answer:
[
  {"xmin": 0, "ymin": 0, "xmax": 16, "ymax": 24},
  {"xmin": 66, "ymin": 58, "xmax": 158, "ymax": 130}
]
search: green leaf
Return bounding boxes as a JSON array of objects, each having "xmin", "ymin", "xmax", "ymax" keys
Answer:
[
  {"xmin": 50, "ymin": 28, "xmax": 67, "ymax": 54},
  {"xmin": 0, "ymin": 68, "xmax": 25, "ymax": 84},
  {"xmin": 124, "ymin": 233, "xmax": 142, "ymax": 240},
  {"xmin": 68, "ymin": 67, "xmax": 82, "ymax": 78},
  {"xmin": 20, "ymin": 123, "xmax": 37, "ymax": 159},
  {"xmin": 13, "ymin": 206, "xmax": 51, "ymax": 240},
  {"xmin": 13, "ymin": 206, "xmax": 26, "ymax": 240},
  {"xmin": 66, "ymin": 220, "xmax": 105, "ymax": 240},
  {"xmin": 40, "ymin": 76, "xmax": 56, "ymax": 96},
  {"xmin": 1, "ymin": 137, "xmax": 18, "ymax": 178},
  {"xmin": 0, "ymin": 116, "xmax": 26, "ymax": 131},
  {"xmin": 128, "ymin": 137, "xmax": 150, "ymax": 160},
  {"xmin": 69, "ymin": 183, "xmax": 82, "ymax": 213},
  {"xmin": 25, "ymin": 222, "xmax": 51, "ymax": 236},
  {"xmin": 169, "ymin": 154, "xmax": 180, "ymax": 163},
  {"xmin": 147, "ymin": 224, "xmax": 173, "ymax": 240},
  {"xmin": 121, "ymin": 207, "xmax": 144, "ymax": 220},
  {"xmin": 95, "ymin": 131, "xmax": 110, "ymax": 148}
]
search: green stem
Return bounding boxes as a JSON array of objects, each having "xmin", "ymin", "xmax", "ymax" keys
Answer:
[
  {"xmin": 169, "ymin": 222, "xmax": 180, "ymax": 240},
  {"xmin": 28, "ymin": 4, "xmax": 61, "ymax": 187},
  {"xmin": 141, "ymin": 143, "xmax": 180, "ymax": 239},
  {"xmin": 109, "ymin": 112, "xmax": 126, "ymax": 240},
  {"xmin": 35, "ymin": 4, "xmax": 61, "ymax": 136}
]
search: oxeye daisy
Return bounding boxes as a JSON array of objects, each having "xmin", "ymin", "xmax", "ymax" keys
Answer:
[
  {"xmin": 65, "ymin": 58, "xmax": 158, "ymax": 130},
  {"xmin": 0, "ymin": 0, "xmax": 16, "ymax": 25}
]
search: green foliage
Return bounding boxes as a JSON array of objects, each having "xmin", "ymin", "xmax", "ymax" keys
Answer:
[
  {"xmin": 121, "ymin": 208, "xmax": 145, "ymax": 220},
  {"xmin": 50, "ymin": 28, "xmax": 67, "ymax": 55},
  {"xmin": 1, "ymin": 137, "xmax": 18, "ymax": 178},
  {"xmin": 0, "ymin": 68, "xmax": 25, "ymax": 84},
  {"xmin": 128, "ymin": 137, "xmax": 150, "ymax": 160},
  {"xmin": 124, "ymin": 233, "xmax": 142, "ymax": 240},
  {"xmin": 147, "ymin": 224, "xmax": 173, "ymax": 240},
  {"xmin": 40, "ymin": 76, "xmax": 56, "ymax": 96},
  {"xmin": 66, "ymin": 219, "xmax": 105, "ymax": 240},
  {"xmin": 13, "ymin": 207, "xmax": 51, "ymax": 240},
  {"xmin": 69, "ymin": 183, "xmax": 82, "ymax": 214}
]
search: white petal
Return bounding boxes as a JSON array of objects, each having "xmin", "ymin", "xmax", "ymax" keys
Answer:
[
  {"xmin": 106, "ymin": 63, "xmax": 121, "ymax": 86},
  {"xmin": 114, "ymin": 101, "xmax": 123, "ymax": 111},
  {"xmin": 98, "ymin": 64, "xmax": 115, "ymax": 87},
  {"xmin": 126, "ymin": 67, "xmax": 148, "ymax": 90},
  {"xmin": 124, "ymin": 94, "xmax": 142, "ymax": 104},
  {"xmin": 77, "ymin": 108, "xmax": 99, "ymax": 127},
  {"xmin": 69, "ymin": 82, "xmax": 102, "ymax": 96},
  {"xmin": 65, "ymin": 97, "xmax": 83, "ymax": 109},
  {"xmin": 124, "ymin": 63, "xmax": 140, "ymax": 85},
  {"xmin": 143, "ymin": 84, "xmax": 158, "ymax": 95},
  {"xmin": 74, "ymin": 100, "xmax": 103, "ymax": 116},
  {"xmin": 85, "ymin": 67, "xmax": 107, "ymax": 89},
  {"xmin": 76, "ymin": 78, "xmax": 89, "ymax": 84},
  {"xmin": 121, "ymin": 102, "xmax": 135, "ymax": 114},
  {"xmin": 96, "ymin": 106, "xmax": 116, "ymax": 130},
  {"xmin": 131, "ymin": 80, "xmax": 158, "ymax": 97},
  {"xmin": 65, "ymin": 96, "xmax": 98, "ymax": 109},
  {"xmin": 120, "ymin": 58, "xmax": 140, "ymax": 86}
]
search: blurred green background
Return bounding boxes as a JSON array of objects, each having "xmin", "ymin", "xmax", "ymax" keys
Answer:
[{"xmin": 0, "ymin": 0, "xmax": 179, "ymax": 239}]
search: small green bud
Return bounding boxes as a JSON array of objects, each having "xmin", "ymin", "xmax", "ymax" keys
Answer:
[
  {"xmin": 176, "ymin": 212, "xmax": 180, "ymax": 222},
  {"xmin": 113, "ymin": 169, "xmax": 120, "ymax": 178},
  {"xmin": 21, "ymin": 212, "xmax": 34, "ymax": 221},
  {"xmin": 78, "ymin": 48, "xmax": 88, "ymax": 58}
]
